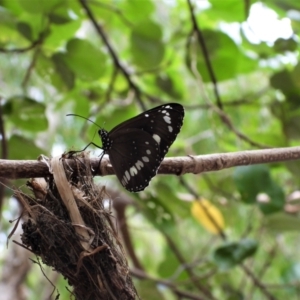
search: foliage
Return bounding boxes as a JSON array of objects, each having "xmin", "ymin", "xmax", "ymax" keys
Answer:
[{"xmin": 1, "ymin": 0, "xmax": 300, "ymax": 299}]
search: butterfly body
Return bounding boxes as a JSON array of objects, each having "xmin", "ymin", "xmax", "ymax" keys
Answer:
[{"xmin": 99, "ymin": 103, "xmax": 184, "ymax": 192}]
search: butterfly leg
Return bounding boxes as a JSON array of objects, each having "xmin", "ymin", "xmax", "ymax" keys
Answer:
[{"xmin": 66, "ymin": 142, "xmax": 102, "ymax": 156}]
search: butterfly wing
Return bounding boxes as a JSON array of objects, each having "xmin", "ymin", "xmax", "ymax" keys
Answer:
[
  {"xmin": 102, "ymin": 103, "xmax": 184, "ymax": 192},
  {"xmin": 107, "ymin": 128, "xmax": 161, "ymax": 192},
  {"xmin": 109, "ymin": 103, "xmax": 184, "ymax": 156}
]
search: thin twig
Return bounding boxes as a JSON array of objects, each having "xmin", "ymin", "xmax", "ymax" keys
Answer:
[
  {"xmin": 241, "ymin": 264, "xmax": 277, "ymax": 300},
  {"xmin": 187, "ymin": 0, "xmax": 269, "ymax": 148},
  {"xmin": 78, "ymin": 0, "xmax": 146, "ymax": 110},
  {"xmin": 163, "ymin": 233, "xmax": 217, "ymax": 299},
  {"xmin": 187, "ymin": 0, "xmax": 222, "ymax": 109},
  {"xmin": 0, "ymin": 38, "xmax": 42, "ymax": 53},
  {"xmin": 179, "ymin": 177, "xmax": 226, "ymax": 239}
]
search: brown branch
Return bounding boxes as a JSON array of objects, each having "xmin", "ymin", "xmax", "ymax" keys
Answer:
[{"xmin": 1, "ymin": 146, "xmax": 300, "ymax": 179}]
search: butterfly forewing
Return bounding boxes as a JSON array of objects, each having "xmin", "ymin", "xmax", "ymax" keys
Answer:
[{"xmin": 100, "ymin": 103, "xmax": 184, "ymax": 192}]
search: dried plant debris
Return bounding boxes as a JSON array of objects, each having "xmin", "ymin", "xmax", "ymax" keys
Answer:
[{"xmin": 14, "ymin": 153, "xmax": 139, "ymax": 300}]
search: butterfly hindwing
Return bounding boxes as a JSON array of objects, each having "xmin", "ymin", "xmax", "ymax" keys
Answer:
[{"xmin": 108, "ymin": 129, "xmax": 161, "ymax": 192}]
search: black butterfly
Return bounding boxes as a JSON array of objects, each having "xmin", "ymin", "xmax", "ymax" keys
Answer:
[{"xmin": 69, "ymin": 103, "xmax": 184, "ymax": 192}]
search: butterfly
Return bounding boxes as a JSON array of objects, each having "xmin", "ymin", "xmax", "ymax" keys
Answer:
[{"xmin": 68, "ymin": 103, "xmax": 184, "ymax": 192}]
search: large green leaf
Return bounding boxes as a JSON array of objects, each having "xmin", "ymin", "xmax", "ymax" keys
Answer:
[
  {"xmin": 192, "ymin": 30, "xmax": 240, "ymax": 82},
  {"xmin": 270, "ymin": 69, "xmax": 300, "ymax": 100},
  {"xmin": 5, "ymin": 96, "xmax": 48, "ymax": 132},
  {"xmin": 62, "ymin": 38, "xmax": 107, "ymax": 81},
  {"xmin": 130, "ymin": 20, "xmax": 165, "ymax": 69},
  {"xmin": 233, "ymin": 165, "xmax": 272, "ymax": 204}
]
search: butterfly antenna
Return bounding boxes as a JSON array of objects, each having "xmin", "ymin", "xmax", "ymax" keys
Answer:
[{"xmin": 66, "ymin": 114, "xmax": 101, "ymax": 129}]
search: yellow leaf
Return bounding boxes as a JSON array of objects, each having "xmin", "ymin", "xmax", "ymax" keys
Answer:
[{"xmin": 191, "ymin": 199, "xmax": 225, "ymax": 234}]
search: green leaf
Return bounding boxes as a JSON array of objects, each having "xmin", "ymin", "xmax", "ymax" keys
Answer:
[
  {"xmin": 120, "ymin": 0, "xmax": 154, "ymax": 23},
  {"xmin": 208, "ymin": 0, "xmax": 246, "ymax": 22},
  {"xmin": 154, "ymin": 182, "xmax": 190, "ymax": 218},
  {"xmin": 273, "ymin": 37, "xmax": 298, "ymax": 53},
  {"xmin": 7, "ymin": 134, "xmax": 45, "ymax": 159},
  {"xmin": 270, "ymin": 69, "xmax": 300, "ymax": 98},
  {"xmin": 36, "ymin": 52, "xmax": 67, "ymax": 91},
  {"xmin": 17, "ymin": 0, "xmax": 63, "ymax": 15},
  {"xmin": 134, "ymin": 194, "xmax": 176, "ymax": 232},
  {"xmin": 52, "ymin": 53, "xmax": 75, "ymax": 90},
  {"xmin": 259, "ymin": 181, "xmax": 285, "ymax": 214},
  {"xmin": 137, "ymin": 280, "xmax": 165, "ymax": 299},
  {"xmin": 62, "ymin": 38, "xmax": 107, "ymax": 81},
  {"xmin": 16, "ymin": 22, "xmax": 33, "ymax": 41},
  {"xmin": 45, "ymin": 20, "xmax": 81, "ymax": 49},
  {"xmin": 281, "ymin": 262, "xmax": 300, "ymax": 284},
  {"xmin": 48, "ymin": 3, "xmax": 74, "ymax": 24},
  {"xmin": 233, "ymin": 165, "xmax": 285, "ymax": 214},
  {"xmin": 233, "ymin": 165, "xmax": 272, "ymax": 204},
  {"xmin": 5, "ymin": 96, "xmax": 48, "ymax": 132},
  {"xmin": 130, "ymin": 20, "xmax": 165, "ymax": 69},
  {"xmin": 193, "ymin": 30, "xmax": 240, "ymax": 82},
  {"xmin": 213, "ymin": 239, "xmax": 258, "ymax": 270},
  {"xmin": 155, "ymin": 73, "xmax": 184, "ymax": 99},
  {"xmin": 158, "ymin": 244, "xmax": 188, "ymax": 279}
]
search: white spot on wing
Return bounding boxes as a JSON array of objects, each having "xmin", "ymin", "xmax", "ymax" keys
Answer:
[
  {"xmin": 142, "ymin": 156, "xmax": 149, "ymax": 162},
  {"xmin": 163, "ymin": 115, "xmax": 171, "ymax": 124},
  {"xmin": 146, "ymin": 149, "xmax": 151, "ymax": 155},
  {"xmin": 130, "ymin": 166, "xmax": 138, "ymax": 176},
  {"xmin": 125, "ymin": 171, "xmax": 130, "ymax": 181},
  {"xmin": 168, "ymin": 126, "xmax": 173, "ymax": 132},
  {"xmin": 135, "ymin": 160, "xmax": 144, "ymax": 170},
  {"xmin": 152, "ymin": 134, "xmax": 161, "ymax": 144}
]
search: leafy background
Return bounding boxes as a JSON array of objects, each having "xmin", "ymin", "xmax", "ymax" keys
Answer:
[{"xmin": 1, "ymin": 0, "xmax": 300, "ymax": 299}]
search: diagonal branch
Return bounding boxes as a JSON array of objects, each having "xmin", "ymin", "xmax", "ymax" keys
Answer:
[
  {"xmin": 187, "ymin": 0, "xmax": 222, "ymax": 109},
  {"xmin": 78, "ymin": 0, "xmax": 145, "ymax": 110}
]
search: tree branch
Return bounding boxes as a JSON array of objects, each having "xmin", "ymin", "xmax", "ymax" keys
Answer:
[{"xmin": 0, "ymin": 146, "xmax": 300, "ymax": 179}]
